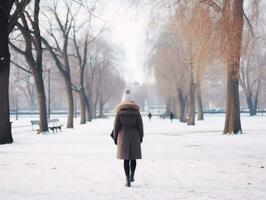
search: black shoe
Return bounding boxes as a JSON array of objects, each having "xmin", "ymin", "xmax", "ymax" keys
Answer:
[
  {"xmin": 130, "ymin": 172, "xmax": 135, "ymax": 182},
  {"xmin": 125, "ymin": 175, "xmax": 131, "ymax": 187}
]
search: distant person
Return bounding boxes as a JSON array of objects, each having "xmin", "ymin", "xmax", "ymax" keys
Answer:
[
  {"xmin": 170, "ymin": 112, "xmax": 174, "ymax": 122},
  {"xmin": 113, "ymin": 89, "xmax": 144, "ymax": 187},
  {"xmin": 148, "ymin": 112, "xmax": 152, "ymax": 121}
]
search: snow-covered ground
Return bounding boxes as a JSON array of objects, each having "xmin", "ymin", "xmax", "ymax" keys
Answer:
[{"xmin": 1, "ymin": 114, "xmax": 266, "ymax": 200}]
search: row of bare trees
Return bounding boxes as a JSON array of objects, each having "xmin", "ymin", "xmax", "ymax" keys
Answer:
[
  {"xmin": 0, "ymin": 0, "xmax": 124, "ymax": 144},
  {"xmin": 148, "ymin": 1, "xmax": 216, "ymax": 125},
  {"xmin": 148, "ymin": 0, "xmax": 266, "ymax": 134}
]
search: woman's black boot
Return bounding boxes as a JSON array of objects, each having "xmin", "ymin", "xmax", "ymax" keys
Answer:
[
  {"xmin": 130, "ymin": 160, "xmax": 136, "ymax": 182},
  {"xmin": 125, "ymin": 175, "xmax": 131, "ymax": 187},
  {"xmin": 130, "ymin": 172, "xmax": 135, "ymax": 182}
]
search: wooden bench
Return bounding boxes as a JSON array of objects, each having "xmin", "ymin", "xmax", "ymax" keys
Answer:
[
  {"xmin": 31, "ymin": 119, "xmax": 63, "ymax": 133},
  {"xmin": 49, "ymin": 119, "xmax": 63, "ymax": 132},
  {"xmin": 31, "ymin": 120, "xmax": 40, "ymax": 132}
]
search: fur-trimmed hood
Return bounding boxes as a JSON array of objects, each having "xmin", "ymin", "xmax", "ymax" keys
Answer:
[{"xmin": 115, "ymin": 101, "xmax": 140, "ymax": 113}]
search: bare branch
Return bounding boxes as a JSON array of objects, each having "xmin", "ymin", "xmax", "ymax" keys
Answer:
[
  {"xmin": 11, "ymin": 60, "xmax": 32, "ymax": 74},
  {"xmin": 243, "ymin": 10, "xmax": 254, "ymax": 35}
]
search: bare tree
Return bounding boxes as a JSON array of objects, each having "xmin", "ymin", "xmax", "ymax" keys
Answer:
[
  {"xmin": 72, "ymin": 15, "xmax": 106, "ymax": 123},
  {"xmin": 72, "ymin": 32, "xmax": 90, "ymax": 124},
  {"xmin": 41, "ymin": 1, "xmax": 76, "ymax": 128},
  {"xmin": 176, "ymin": 2, "xmax": 215, "ymax": 125},
  {"xmin": 90, "ymin": 40, "xmax": 113, "ymax": 118},
  {"xmin": 150, "ymin": 0, "xmax": 261, "ymax": 133},
  {"xmin": 0, "ymin": 0, "xmax": 30, "ymax": 144},
  {"xmin": 10, "ymin": 0, "xmax": 49, "ymax": 133},
  {"xmin": 218, "ymin": 0, "xmax": 244, "ymax": 134},
  {"xmin": 239, "ymin": 4, "xmax": 266, "ymax": 116},
  {"xmin": 148, "ymin": 2, "xmax": 215, "ymax": 124},
  {"xmin": 240, "ymin": 41, "xmax": 265, "ymax": 116},
  {"xmin": 149, "ymin": 32, "xmax": 188, "ymax": 122}
]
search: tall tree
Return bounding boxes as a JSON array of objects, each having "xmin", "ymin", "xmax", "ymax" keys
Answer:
[
  {"xmin": 220, "ymin": 0, "xmax": 244, "ymax": 134},
  {"xmin": 72, "ymin": 19, "xmax": 106, "ymax": 123},
  {"xmin": 240, "ymin": 49, "xmax": 263, "ymax": 116},
  {"xmin": 0, "ymin": 0, "xmax": 30, "ymax": 144},
  {"xmin": 196, "ymin": 81, "xmax": 204, "ymax": 120},
  {"xmin": 199, "ymin": 0, "xmax": 255, "ymax": 133},
  {"xmin": 239, "ymin": 4, "xmax": 265, "ymax": 116},
  {"xmin": 73, "ymin": 33, "xmax": 89, "ymax": 124},
  {"xmin": 10, "ymin": 0, "xmax": 49, "ymax": 133},
  {"xmin": 0, "ymin": 0, "xmax": 13, "ymax": 144},
  {"xmin": 41, "ymin": 2, "xmax": 75, "ymax": 128}
]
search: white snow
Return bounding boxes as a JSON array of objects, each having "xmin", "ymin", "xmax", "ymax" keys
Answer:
[{"xmin": 1, "ymin": 114, "xmax": 266, "ymax": 200}]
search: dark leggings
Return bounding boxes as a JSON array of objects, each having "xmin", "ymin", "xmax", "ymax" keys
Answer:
[{"xmin": 124, "ymin": 160, "xmax": 136, "ymax": 176}]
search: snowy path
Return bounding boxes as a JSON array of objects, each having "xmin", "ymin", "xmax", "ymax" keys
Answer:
[{"xmin": 1, "ymin": 115, "xmax": 266, "ymax": 200}]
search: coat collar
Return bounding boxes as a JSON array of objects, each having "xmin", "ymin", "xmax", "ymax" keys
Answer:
[{"xmin": 115, "ymin": 101, "xmax": 140, "ymax": 112}]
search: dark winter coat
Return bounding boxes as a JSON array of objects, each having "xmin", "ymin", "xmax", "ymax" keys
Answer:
[{"xmin": 113, "ymin": 101, "xmax": 143, "ymax": 160}]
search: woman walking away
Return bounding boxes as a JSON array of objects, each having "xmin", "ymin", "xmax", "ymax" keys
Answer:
[{"xmin": 113, "ymin": 89, "xmax": 144, "ymax": 187}]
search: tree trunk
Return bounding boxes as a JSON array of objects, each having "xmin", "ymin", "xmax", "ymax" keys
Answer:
[
  {"xmin": 166, "ymin": 98, "xmax": 171, "ymax": 113},
  {"xmin": 175, "ymin": 96, "xmax": 180, "ymax": 119},
  {"xmin": 253, "ymin": 79, "xmax": 261, "ymax": 116},
  {"xmin": 93, "ymin": 88, "xmax": 100, "ymax": 119},
  {"xmin": 0, "ymin": 7, "xmax": 13, "ymax": 144},
  {"xmin": 33, "ymin": 68, "xmax": 48, "ymax": 132},
  {"xmin": 99, "ymin": 95, "xmax": 104, "ymax": 118},
  {"xmin": 93, "ymin": 101, "xmax": 97, "ymax": 118},
  {"xmin": 91, "ymin": 102, "xmax": 96, "ymax": 119},
  {"xmin": 187, "ymin": 63, "xmax": 196, "ymax": 126},
  {"xmin": 223, "ymin": 0, "xmax": 243, "ymax": 134},
  {"xmin": 79, "ymin": 88, "xmax": 86, "ymax": 124},
  {"xmin": 84, "ymin": 94, "xmax": 92, "ymax": 121},
  {"xmin": 178, "ymin": 88, "xmax": 186, "ymax": 122},
  {"xmin": 63, "ymin": 75, "xmax": 74, "ymax": 128},
  {"xmin": 196, "ymin": 84, "xmax": 204, "ymax": 120},
  {"xmin": 78, "ymin": 58, "xmax": 87, "ymax": 124},
  {"xmin": 33, "ymin": 0, "xmax": 48, "ymax": 131},
  {"xmin": 252, "ymin": 100, "xmax": 258, "ymax": 116},
  {"xmin": 0, "ymin": 63, "xmax": 12, "ymax": 144},
  {"xmin": 187, "ymin": 84, "xmax": 196, "ymax": 125},
  {"xmin": 172, "ymin": 96, "xmax": 177, "ymax": 118},
  {"xmin": 243, "ymin": 76, "xmax": 261, "ymax": 116},
  {"xmin": 245, "ymin": 91, "xmax": 255, "ymax": 116},
  {"xmin": 224, "ymin": 69, "xmax": 242, "ymax": 133}
]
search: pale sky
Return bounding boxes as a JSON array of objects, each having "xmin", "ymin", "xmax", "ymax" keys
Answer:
[
  {"xmin": 94, "ymin": 1, "xmax": 149, "ymax": 84},
  {"xmin": 111, "ymin": 12, "xmax": 146, "ymax": 84}
]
